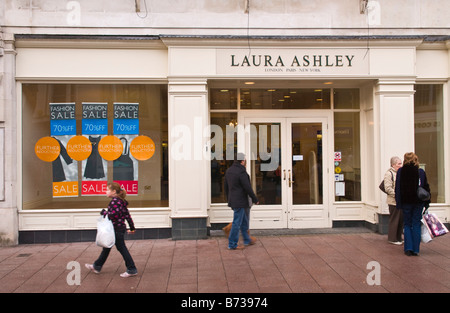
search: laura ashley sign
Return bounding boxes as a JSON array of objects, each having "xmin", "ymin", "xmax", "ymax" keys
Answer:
[{"xmin": 216, "ymin": 49, "xmax": 369, "ymax": 76}]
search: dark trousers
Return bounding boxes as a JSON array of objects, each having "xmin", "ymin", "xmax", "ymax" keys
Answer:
[
  {"xmin": 388, "ymin": 204, "xmax": 403, "ymax": 242},
  {"xmin": 94, "ymin": 229, "xmax": 137, "ymax": 274}
]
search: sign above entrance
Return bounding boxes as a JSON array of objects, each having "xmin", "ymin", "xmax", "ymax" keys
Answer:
[{"xmin": 216, "ymin": 48, "xmax": 369, "ymax": 76}]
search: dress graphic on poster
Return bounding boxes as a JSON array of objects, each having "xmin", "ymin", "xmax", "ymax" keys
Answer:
[
  {"xmin": 113, "ymin": 137, "xmax": 135, "ymax": 181},
  {"xmin": 52, "ymin": 137, "xmax": 73, "ymax": 182},
  {"xmin": 83, "ymin": 136, "xmax": 105, "ymax": 179}
]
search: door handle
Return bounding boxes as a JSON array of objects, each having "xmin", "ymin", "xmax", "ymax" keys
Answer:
[
  {"xmin": 283, "ymin": 169, "xmax": 286, "ymax": 181},
  {"xmin": 288, "ymin": 170, "xmax": 294, "ymax": 187}
]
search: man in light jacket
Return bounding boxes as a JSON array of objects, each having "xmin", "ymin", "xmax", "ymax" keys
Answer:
[{"xmin": 224, "ymin": 153, "xmax": 259, "ymax": 250}]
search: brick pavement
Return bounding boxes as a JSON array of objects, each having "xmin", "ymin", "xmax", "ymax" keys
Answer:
[{"xmin": 1, "ymin": 231, "xmax": 450, "ymax": 293}]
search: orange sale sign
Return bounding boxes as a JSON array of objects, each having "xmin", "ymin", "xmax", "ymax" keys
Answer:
[
  {"xmin": 35, "ymin": 137, "xmax": 61, "ymax": 162},
  {"xmin": 66, "ymin": 135, "xmax": 92, "ymax": 161},
  {"xmin": 130, "ymin": 135, "xmax": 155, "ymax": 160},
  {"xmin": 53, "ymin": 181, "xmax": 79, "ymax": 197},
  {"xmin": 98, "ymin": 135, "xmax": 123, "ymax": 161}
]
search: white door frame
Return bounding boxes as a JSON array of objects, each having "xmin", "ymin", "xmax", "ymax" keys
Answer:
[
  {"xmin": 239, "ymin": 110, "xmax": 332, "ymax": 229},
  {"xmin": 286, "ymin": 117, "xmax": 330, "ymax": 228}
]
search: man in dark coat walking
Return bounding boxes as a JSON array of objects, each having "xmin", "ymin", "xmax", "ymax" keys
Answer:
[{"xmin": 224, "ymin": 153, "xmax": 259, "ymax": 250}]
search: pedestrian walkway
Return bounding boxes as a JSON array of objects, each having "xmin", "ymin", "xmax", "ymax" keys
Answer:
[{"xmin": 1, "ymin": 230, "xmax": 450, "ymax": 293}]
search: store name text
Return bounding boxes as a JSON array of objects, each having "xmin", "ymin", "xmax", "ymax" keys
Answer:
[{"xmin": 230, "ymin": 54, "xmax": 355, "ymax": 69}]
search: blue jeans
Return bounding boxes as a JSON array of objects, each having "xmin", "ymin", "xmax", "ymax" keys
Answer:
[
  {"xmin": 228, "ymin": 208, "xmax": 251, "ymax": 249},
  {"xmin": 402, "ymin": 203, "xmax": 423, "ymax": 254}
]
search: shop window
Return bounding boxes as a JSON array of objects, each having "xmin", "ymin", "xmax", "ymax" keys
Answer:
[
  {"xmin": 240, "ymin": 88, "xmax": 330, "ymax": 109},
  {"xmin": 333, "ymin": 89, "xmax": 360, "ymax": 109},
  {"xmin": 334, "ymin": 112, "xmax": 361, "ymax": 201},
  {"xmin": 414, "ymin": 84, "xmax": 444, "ymax": 203},
  {"xmin": 210, "ymin": 89, "xmax": 238, "ymax": 110},
  {"xmin": 210, "ymin": 112, "xmax": 237, "ymax": 203},
  {"xmin": 22, "ymin": 84, "xmax": 168, "ymax": 209}
]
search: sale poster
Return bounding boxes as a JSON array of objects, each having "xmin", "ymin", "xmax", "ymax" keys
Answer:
[
  {"xmin": 50, "ymin": 103, "xmax": 76, "ymax": 136},
  {"xmin": 51, "ymin": 136, "xmax": 79, "ymax": 197},
  {"xmin": 49, "ymin": 103, "xmax": 78, "ymax": 198},
  {"xmin": 113, "ymin": 103, "xmax": 139, "ymax": 135},
  {"xmin": 82, "ymin": 102, "xmax": 108, "ymax": 135},
  {"xmin": 36, "ymin": 101, "xmax": 153, "ymax": 198},
  {"xmin": 113, "ymin": 103, "xmax": 139, "ymax": 195},
  {"xmin": 81, "ymin": 102, "xmax": 108, "ymax": 196}
]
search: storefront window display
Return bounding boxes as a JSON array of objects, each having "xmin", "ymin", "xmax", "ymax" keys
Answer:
[
  {"xmin": 210, "ymin": 86, "xmax": 362, "ymax": 204},
  {"xmin": 23, "ymin": 84, "xmax": 168, "ymax": 209},
  {"xmin": 333, "ymin": 89, "xmax": 361, "ymax": 201},
  {"xmin": 414, "ymin": 84, "xmax": 445, "ymax": 203}
]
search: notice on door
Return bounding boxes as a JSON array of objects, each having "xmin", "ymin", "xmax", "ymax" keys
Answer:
[{"xmin": 335, "ymin": 182, "xmax": 345, "ymax": 197}]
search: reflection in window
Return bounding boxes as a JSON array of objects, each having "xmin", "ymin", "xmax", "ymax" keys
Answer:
[
  {"xmin": 210, "ymin": 89, "xmax": 237, "ymax": 110},
  {"xmin": 334, "ymin": 112, "xmax": 361, "ymax": 201},
  {"xmin": 22, "ymin": 84, "xmax": 168, "ymax": 209},
  {"xmin": 291, "ymin": 123, "xmax": 323, "ymax": 205},
  {"xmin": 250, "ymin": 123, "xmax": 282, "ymax": 205},
  {"xmin": 414, "ymin": 84, "xmax": 444, "ymax": 203},
  {"xmin": 240, "ymin": 89, "xmax": 330, "ymax": 109},
  {"xmin": 333, "ymin": 89, "xmax": 360, "ymax": 109},
  {"xmin": 210, "ymin": 113, "xmax": 237, "ymax": 203}
]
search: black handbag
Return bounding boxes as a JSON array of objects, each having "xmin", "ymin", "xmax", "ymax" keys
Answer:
[
  {"xmin": 379, "ymin": 170, "xmax": 393, "ymax": 194},
  {"xmin": 417, "ymin": 186, "xmax": 430, "ymax": 201},
  {"xmin": 113, "ymin": 138, "xmax": 135, "ymax": 181},
  {"xmin": 417, "ymin": 175, "xmax": 431, "ymax": 201},
  {"xmin": 379, "ymin": 180, "xmax": 386, "ymax": 193}
]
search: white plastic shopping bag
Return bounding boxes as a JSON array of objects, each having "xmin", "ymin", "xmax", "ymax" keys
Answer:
[
  {"xmin": 96, "ymin": 215, "xmax": 115, "ymax": 248},
  {"xmin": 421, "ymin": 219, "xmax": 433, "ymax": 243}
]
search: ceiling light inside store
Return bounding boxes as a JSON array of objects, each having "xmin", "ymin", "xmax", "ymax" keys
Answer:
[{"xmin": 244, "ymin": 82, "xmax": 255, "ymax": 85}]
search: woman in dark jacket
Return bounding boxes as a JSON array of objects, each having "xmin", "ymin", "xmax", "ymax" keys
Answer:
[{"xmin": 395, "ymin": 152, "xmax": 430, "ymax": 256}]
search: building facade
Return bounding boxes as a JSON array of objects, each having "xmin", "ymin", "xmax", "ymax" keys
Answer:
[{"xmin": 0, "ymin": 0, "xmax": 449, "ymax": 245}]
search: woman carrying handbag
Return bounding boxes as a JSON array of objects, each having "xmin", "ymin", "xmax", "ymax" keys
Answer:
[
  {"xmin": 395, "ymin": 152, "xmax": 431, "ymax": 256},
  {"xmin": 383, "ymin": 156, "xmax": 403, "ymax": 245}
]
